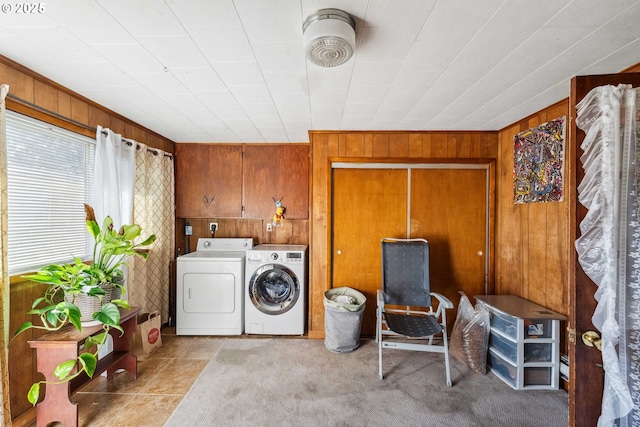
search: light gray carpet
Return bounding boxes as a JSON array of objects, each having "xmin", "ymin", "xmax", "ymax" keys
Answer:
[{"xmin": 165, "ymin": 338, "xmax": 568, "ymax": 427}]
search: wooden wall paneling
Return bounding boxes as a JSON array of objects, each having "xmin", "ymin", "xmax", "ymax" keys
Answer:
[
  {"xmin": 309, "ymin": 133, "xmax": 330, "ymax": 338},
  {"xmin": 371, "ymin": 134, "xmax": 389, "ymax": 158},
  {"xmin": 57, "ymin": 91, "xmax": 71, "ymax": 119},
  {"xmin": 363, "ymin": 134, "xmax": 373, "ymax": 157},
  {"xmin": 69, "ymin": 97, "xmax": 89, "ymax": 125},
  {"xmin": 0, "ymin": 62, "xmax": 34, "ymax": 102},
  {"xmin": 408, "ymin": 134, "xmax": 423, "ymax": 158},
  {"xmin": 33, "ymin": 80, "xmax": 57, "ymax": 113},
  {"xmin": 388, "ymin": 133, "xmax": 409, "ymax": 157},
  {"xmin": 431, "ymin": 133, "xmax": 448, "ymax": 157},
  {"xmin": 446, "ymin": 134, "xmax": 458, "ymax": 157},
  {"xmin": 422, "ymin": 134, "xmax": 432, "ymax": 157},
  {"xmin": 109, "ymin": 116, "xmax": 126, "ymax": 135},
  {"xmin": 343, "ymin": 133, "xmax": 365, "ymax": 157},
  {"xmin": 88, "ymin": 105, "xmax": 111, "ymax": 130}
]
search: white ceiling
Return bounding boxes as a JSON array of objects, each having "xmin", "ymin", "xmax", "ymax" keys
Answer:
[{"xmin": 1, "ymin": 0, "xmax": 639, "ymax": 143}]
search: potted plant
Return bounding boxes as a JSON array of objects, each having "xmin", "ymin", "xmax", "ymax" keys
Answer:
[{"xmin": 13, "ymin": 204, "xmax": 156, "ymax": 405}]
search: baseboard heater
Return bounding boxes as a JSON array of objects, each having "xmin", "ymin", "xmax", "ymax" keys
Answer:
[{"xmin": 560, "ymin": 354, "xmax": 569, "ymax": 381}]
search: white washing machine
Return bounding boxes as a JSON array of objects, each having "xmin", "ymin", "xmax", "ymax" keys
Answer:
[
  {"xmin": 245, "ymin": 245, "xmax": 308, "ymax": 335},
  {"xmin": 176, "ymin": 238, "xmax": 253, "ymax": 335}
]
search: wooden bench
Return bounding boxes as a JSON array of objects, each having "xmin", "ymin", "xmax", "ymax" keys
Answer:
[{"xmin": 28, "ymin": 307, "xmax": 140, "ymax": 427}]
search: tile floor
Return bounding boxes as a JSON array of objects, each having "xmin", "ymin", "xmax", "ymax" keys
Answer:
[{"xmin": 28, "ymin": 327, "xmax": 218, "ymax": 427}]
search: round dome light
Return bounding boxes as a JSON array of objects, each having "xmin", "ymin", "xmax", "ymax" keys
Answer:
[{"xmin": 303, "ymin": 9, "xmax": 356, "ymax": 67}]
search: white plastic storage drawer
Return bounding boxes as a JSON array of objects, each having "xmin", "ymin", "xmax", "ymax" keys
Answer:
[
  {"xmin": 489, "ymin": 333, "xmax": 517, "ymax": 364},
  {"xmin": 524, "ymin": 342, "xmax": 552, "ymax": 363},
  {"xmin": 523, "ymin": 319, "xmax": 553, "ymax": 339},
  {"xmin": 489, "ymin": 310, "xmax": 518, "ymax": 339},
  {"xmin": 488, "ymin": 350, "xmax": 517, "ymax": 388},
  {"xmin": 524, "ymin": 367, "xmax": 552, "ymax": 386}
]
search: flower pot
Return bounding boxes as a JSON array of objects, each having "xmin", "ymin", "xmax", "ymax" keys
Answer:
[{"xmin": 65, "ymin": 283, "xmax": 122, "ymax": 326}]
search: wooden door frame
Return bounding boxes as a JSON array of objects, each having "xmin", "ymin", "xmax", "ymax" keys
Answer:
[
  {"xmin": 326, "ymin": 157, "xmax": 496, "ymax": 307},
  {"xmin": 569, "ymin": 73, "xmax": 640, "ymax": 427}
]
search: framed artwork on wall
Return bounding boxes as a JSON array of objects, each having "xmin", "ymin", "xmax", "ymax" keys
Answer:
[{"xmin": 513, "ymin": 116, "xmax": 566, "ymax": 204}]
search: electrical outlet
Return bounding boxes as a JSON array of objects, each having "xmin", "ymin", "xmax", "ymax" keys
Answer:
[
  {"xmin": 209, "ymin": 222, "xmax": 218, "ymax": 232},
  {"xmin": 266, "ymin": 223, "xmax": 272, "ymax": 232}
]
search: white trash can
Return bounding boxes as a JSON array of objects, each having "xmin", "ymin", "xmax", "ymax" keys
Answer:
[{"xmin": 324, "ymin": 287, "xmax": 366, "ymax": 353}]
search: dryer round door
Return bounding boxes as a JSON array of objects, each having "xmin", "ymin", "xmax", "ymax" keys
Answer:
[{"xmin": 248, "ymin": 264, "xmax": 300, "ymax": 315}]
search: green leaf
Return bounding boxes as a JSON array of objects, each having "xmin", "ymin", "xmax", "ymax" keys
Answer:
[
  {"xmin": 78, "ymin": 353, "xmax": 98, "ymax": 377},
  {"xmin": 27, "ymin": 383, "xmax": 40, "ymax": 406},
  {"xmin": 86, "ymin": 219, "xmax": 100, "ymax": 239},
  {"xmin": 93, "ymin": 303, "xmax": 120, "ymax": 326},
  {"xmin": 111, "ymin": 299, "xmax": 131, "ymax": 309},
  {"xmin": 85, "ymin": 332, "xmax": 107, "ymax": 348},
  {"xmin": 66, "ymin": 304, "xmax": 82, "ymax": 330},
  {"xmin": 54, "ymin": 359, "xmax": 77, "ymax": 380},
  {"xmin": 137, "ymin": 234, "xmax": 157, "ymax": 247},
  {"xmin": 13, "ymin": 322, "xmax": 34, "ymax": 337}
]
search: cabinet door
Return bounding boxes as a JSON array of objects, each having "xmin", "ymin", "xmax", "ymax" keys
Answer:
[
  {"xmin": 332, "ymin": 168, "xmax": 408, "ymax": 336},
  {"xmin": 175, "ymin": 144, "xmax": 242, "ymax": 218},
  {"xmin": 243, "ymin": 145, "xmax": 309, "ymax": 219}
]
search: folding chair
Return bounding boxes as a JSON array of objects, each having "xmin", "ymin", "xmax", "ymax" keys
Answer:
[{"xmin": 376, "ymin": 238, "xmax": 453, "ymax": 386}]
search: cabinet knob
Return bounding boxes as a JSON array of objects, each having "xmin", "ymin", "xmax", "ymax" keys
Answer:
[
  {"xmin": 336, "ymin": 250, "xmax": 342, "ymax": 255},
  {"xmin": 477, "ymin": 251, "xmax": 483, "ymax": 256}
]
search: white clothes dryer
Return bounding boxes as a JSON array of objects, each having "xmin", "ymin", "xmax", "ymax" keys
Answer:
[
  {"xmin": 245, "ymin": 245, "xmax": 308, "ymax": 335},
  {"xmin": 176, "ymin": 238, "xmax": 253, "ymax": 335}
]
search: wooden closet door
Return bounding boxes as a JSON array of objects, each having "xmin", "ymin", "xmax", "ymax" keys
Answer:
[
  {"xmin": 411, "ymin": 168, "xmax": 488, "ymax": 331},
  {"xmin": 332, "ymin": 168, "xmax": 407, "ymax": 336}
]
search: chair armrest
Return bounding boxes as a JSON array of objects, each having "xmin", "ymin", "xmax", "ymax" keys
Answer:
[
  {"xmin": 377, "ymin": 290, "xmax": 385, "ymax": 307},
  {"xmin": 430, "ymin": 292, "xmax": 453, "ymax": 309}
]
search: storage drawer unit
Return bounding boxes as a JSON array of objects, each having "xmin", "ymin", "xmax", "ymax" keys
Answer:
[{"xmin": 475, "ymin": 295, "xmax": 566, "ymax": 390}]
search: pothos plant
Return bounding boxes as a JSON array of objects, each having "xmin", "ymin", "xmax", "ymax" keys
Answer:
[{"xmin": 13, "ymin": 204, "xmax": 156, "ymax": 405}]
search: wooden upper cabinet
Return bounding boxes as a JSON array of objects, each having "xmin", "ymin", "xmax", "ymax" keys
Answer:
[
  {"xmin": 175, "ymin": 144, "xmax": 243, "ymax": 218},
  {"xmin": 243, "ymin": 144, "xmax": 309, "ymax": 219}
]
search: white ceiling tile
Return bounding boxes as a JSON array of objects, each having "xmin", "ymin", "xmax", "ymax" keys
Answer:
[
  {"xmin": 356, "ymin": 27, "xmax": 417, "ymax": 62},
  {"xmin": 263, "ymin": 72, "xmax": 309, "ymax": 94},
  {"xmin": 278, "ymin": 108, "xmax": 311, "ymax": 121},
  {"xmin": 403, "ymin": 40, "xmax": 467, "ymax": 72},
  {"xmin": 346, "ymin": 86, "xmax": 387, "ymax": 104},
  {"xmin": 234, "ymin": 0, "xmax": 301, "ymax": 42},
  {"xmin": 252, "ymin": 42, "xmax": 306, "ymax": 73},
  {"xmin": 195, "ymin": 91, "xmax": 239, "ymax": 108},
  {"xmin": 242, "ymin": 103, "xmax": 279, "ymax": 118},
  {"xmin": 137, "ymin": 36, "xmax": 209, "ymax": 68},
  {"xmin": 190, "ymin": 26, "xmax": 255, "ymax": 63},
  {"xmin": 417, "ymin": 0, "xmax": 503, "ymax": 43},
  {"xmin": 283, "ymin": 119, "xmax": 312, "ymax": 131},
  {"xmin": 210, "ymin": 106, "xmax": 250, "ymax": 121},
  {"xmin": 545, "ymin": 0, "xmax": 635, "ymax": 28},
  {"xmin": 285, "ymin": 131, "xmax": 310, "ymax": 142},
  {"xmin": 252, "ymin": 116, "xmax": 283, "ymax": 128},
  {"xmin": 311, "ymin": 118, "xmax": 341, "ymax": 129},
  {"xmin": 46, "ymin": 1, "xmax": 136, "ymax": 44},
  {"xmin": 7, "ymin": 27, "xmax": 103, "ymax": 63},
  {"xmin": 165, "ymin": 0, "xmax": 242, "ymax": 28},
  {"xmin": 213, "ymin": 62, "xmax": 264, "ymax": 86},
  {"xmin": 388, "ymin": 69, "xmax": 439, "ymax": 93},
  {"xmin": 272, "ymin": 93, "xmax": 309, "ymax": 110},
  {"xmin": 90, "ymin": 43, "xmax": 165, "ymax": 74},
  {"xmin": 363, "ymin": 0, "xmax": 436, "ymax": 32},
  {"xmin": 343, "ymin": 104, "xmax": 378, "ymax": 119},
  {"xmin": 310, "ymin": 89, "xmax": 349, "ymax": 107},
  {"xmin": 225, "ymin": 119, "xmax": 257, "ymax": 130},
  {"xmin": 171, "ymin": 68, "xmax": 226, "ymax": 92},
  {"xmin": 131, "ymin": 73, "xmax": 189, "ymax": 95},
  {"xmin": 96, "ymin": 0, "xmax": 187, "ymax": 37},
  {"xmin": 311, "ymin": 105, "xmax": 344, "ymax": 119},
  {"xmin": 380, "ymin": 91, "xmax": 423, "ymax": 109},
  {"xmin": 235, "ymin": 130, "xmax": 265, "ymax": 142},
  {"xmin": 0, "ymin": 6, "xmax": 57, "ymax": 27},
  {"xmin": 350, "ymin": 62, "xmax": 402, "ymax": 87},
  {"xmin": 229, "ymin": 86, "xmax": 272, "ymax": 104},
  {"xmin": 373, "ymin": 108, "xmax": 411, "ymax": 121},
  {"xmin": 307, "ymin": 66, "xmax": 353, "ymax": 90}
]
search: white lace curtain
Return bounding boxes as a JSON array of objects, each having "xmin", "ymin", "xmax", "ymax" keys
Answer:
[{"xmin": 575, "ymin": 84, "xmax": 640, "ymax": 427}]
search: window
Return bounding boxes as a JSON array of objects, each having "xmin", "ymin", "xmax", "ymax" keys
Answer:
[{"xmin": 6, "ymin": 111, "xmax": 95, "ymax": 275}]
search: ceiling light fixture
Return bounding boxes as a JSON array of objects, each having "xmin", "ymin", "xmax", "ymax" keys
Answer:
[{"xmin": 303, "ymin": 8, "xmax": 356, "ymax": 67}]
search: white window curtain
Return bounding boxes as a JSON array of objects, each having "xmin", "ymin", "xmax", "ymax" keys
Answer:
[
  {"xmin": 0, "ymin": 84, "xmax": 13, "ymax": 425},
  {"xmin": 575, "ymin": 84, "xmax": 639, "ymax": 426},
  {"xmin": 128, "ymin": 145, "xmax": 175, "ymax": 325},
  {"xmin": 94, "ymin": 126, "xmax": 136, "ymax": 228}
]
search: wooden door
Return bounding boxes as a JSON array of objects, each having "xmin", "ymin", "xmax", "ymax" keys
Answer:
[
  {"xmin": 569, "ymin": 73, "xmax": 640, "ymax": 427},
  {"xmin": 243, "ymin": 145, "xmax": 309, "ymax": 219},
  {"xmin": 175, "ymin": 144, "xmax": 243, "ymax": 218},
  {"xmin": 332, "ymin": 168, "xmax": 408, "ymax": 336},
  {"xmin": 411, "ymin": 168, "xmax": 488, "ymax": 331}
]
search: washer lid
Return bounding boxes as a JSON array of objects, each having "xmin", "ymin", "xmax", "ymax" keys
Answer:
[{"xmin": 178, "ymin": 251, "xmax": 246, "ymax": 261}]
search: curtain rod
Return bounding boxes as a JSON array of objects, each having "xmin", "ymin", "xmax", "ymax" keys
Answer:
[{"xmin": 100, "ymin": 129, "xmax": 172, "ymax": 159}]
